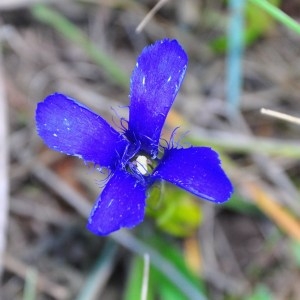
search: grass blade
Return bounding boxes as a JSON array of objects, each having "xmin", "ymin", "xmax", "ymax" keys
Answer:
[
  {"xmin": 249, "ymin": 0, "xmax": 300, "ymax": 35},
  {"xmin": 76, "ymin": 241, "xmax": 118, "ymax": 300},
  {"xmin": 23, "ymin": 268, "xmax": 38, "ymax": 300}
]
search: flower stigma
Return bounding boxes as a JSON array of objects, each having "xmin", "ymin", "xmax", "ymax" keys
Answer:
[
  {"xmin": 130, "ymin": 154, "xmax": 155, "ymax": 177},
  {"xmin": 136, "ymin": 155, "xmax": 148, "ymax": 175}
]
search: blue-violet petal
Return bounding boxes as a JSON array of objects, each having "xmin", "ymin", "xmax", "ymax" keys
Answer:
[
  {"xmin": 36, "ymin": 93, "xmax": 129, "ymax": 168},
  {"xmin": 87, "ymin": 169, "xmax": 146, "ymax": 235},
  {"xmin": 128, "ymin": 39, "xmax": 188, "ymax": 157},
  {"xmin": 152, "ymin": 147, "xmax": 233, "ymax": 203}
]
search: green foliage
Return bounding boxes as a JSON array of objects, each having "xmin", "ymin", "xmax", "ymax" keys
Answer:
[
  {"xmin": 245, "ymin": 0, "xmax": 281, "ymax": 45},
  {"xmin": 211, "ymin": 0, "xmax": 281, "ymax": 53},
  {"xmin": 289, "ymin": 240, "xmax": 300, "ymax": 267},
  {"xmin": 23, "ymin": 268, "xmax": 38, "ymax": 300},
  {"xmin": 124, "ymin": 256, "xmax": 154, "ymax": 300},
  {"xmin": 146, "ymin": 183, "xmax": 202, "ymax": 237},
  {"xmin": 244, "ymin": 284, "xmax": 273, "ymax": 300},
  {"xmin": 124, "ymin": 235, "xmax": 206, "ymax": 300},
  {"xmin": 249, "ymin": 0, "xmax": 300, "ymax": 35}
]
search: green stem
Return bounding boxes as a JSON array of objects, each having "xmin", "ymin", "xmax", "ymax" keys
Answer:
[
  {"xmin": 249, "ymin": 0, "xmax": 300, "ymax": 35},
  {"xmin": 23, "ymin": 268, "xmax": 38, "ymax": 300}
]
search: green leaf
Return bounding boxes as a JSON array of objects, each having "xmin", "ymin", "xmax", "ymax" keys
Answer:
[
  {"xmin": 146, "ymin": 184, "xmax": 202, "ymax": 237},
  {"xmin": 123, "ymin": 256, "xmax": 154, "ymax": 300},
  {"xmin": 147, "ymin": 234, "xmax": 207, "ymax": 299},
  {"xmin": 158, "ymin": 282, "xmax": 190, "ymax": 300},
  {"xmin": 23, "ymin": 268, "xmax": 38, "ymax": 300},
  {"xmin": 211, "ymin": 0, "xmax": 281, "ymax": 53},
  {"xmin": 249, "ymin": 0, "xmax": 300, "ymax": 35},
  {"xmin": 245, "ymin": 0, "xmax": 281, "ymax": 45},
  {"xmin": 289, "ymin": 240, "xmax": 300, "ymax": 267},
  {"xmin": 244, "ymin": 284, "xmax": 273, "ymax": 300}
]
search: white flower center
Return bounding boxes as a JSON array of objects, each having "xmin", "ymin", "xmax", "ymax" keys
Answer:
[{"xmin": 136, "ymin": 155, "xmax": 148, "ymax": 175}]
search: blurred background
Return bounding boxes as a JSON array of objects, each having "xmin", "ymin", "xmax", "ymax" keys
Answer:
[{"xmin": 1, "ymin": 0, "xmax": 300, "ymax": 299}]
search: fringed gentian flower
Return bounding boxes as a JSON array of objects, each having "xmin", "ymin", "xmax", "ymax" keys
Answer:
[{"xmin": 35, "ymin": 39, "xmax": 233, "ymax": 235}]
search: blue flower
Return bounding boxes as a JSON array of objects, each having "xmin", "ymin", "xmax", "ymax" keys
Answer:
[{"xmin": 35, "ymin": 39, "xmax": 233, "ymax": 236}]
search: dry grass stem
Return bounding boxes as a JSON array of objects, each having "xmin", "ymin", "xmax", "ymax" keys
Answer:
[
  {"xmin": 0, "ymin": 32, "xmax": 9, "ymax": 279},
  {"xmin": 136, "ymin": 0, "xmax": 170, "ymax": 33},
  {"xmin": 261, "ymin": 108, "xmax": 300, "ymax": 125}
]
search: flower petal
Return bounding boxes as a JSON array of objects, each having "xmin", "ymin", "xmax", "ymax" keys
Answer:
[
  {"xmin": 36, "ymin": 93, "xmax": 128, "ymax": 168},
  {"xmin": 153, "ymin": 147, "xmax": 233, "ymax": 203},
  {"xmin": 128, "ymin": 39, "xmax": 188, "ymax": 157},
  {"xmin": 87, "ymin": 169, "xmax": 147, "ymax": 235}
]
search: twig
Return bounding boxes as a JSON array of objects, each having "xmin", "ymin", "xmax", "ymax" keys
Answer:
[
  {"xmin": 230, "ymin": 113, "xmax": 300, "ymax": 214},
  {"xmin": 32, "ymin": 162, "xmax": 91, "ymax": 217},
  {"xmin": 76, "ymin": 241, "xmax": 118, "ymax": 300},
  {"xmin": 4, "ymin": 254, "xmax": 69, "ymax": 299},
  {"xmin": 10, "ymin": 145, "xmax": 207, "ymax": 300},
  {"xmin": 245, "ymin": 180, "xmax": 300, "ymax": 241},
  {"xmin": 136, "ymin": 0, "xmax": 169, "ymax": 33},
  {"xmin": 0, "ymin": 0, "xmax": 48, "ymax": 10},
  {"xmin": 0, "ymin": 27, "xmax": 9, "ymax": 279},
  {"xmin": 188, "ymin": 127, "xmax": 300, "ymax": 159},
  {"xmin": 261, "ymin": 108, "xmax": 300, "ymax": 125},
  {"xmin": 31, "ymin": 5, "xmax": 129, "ymax": 88},
  {"xmin": 34, "ymin": 163, "xmax": 206, "ymax": 299}
]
